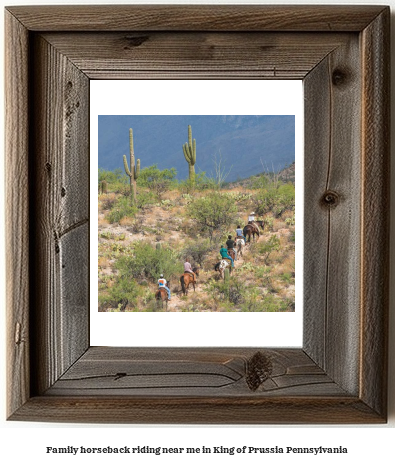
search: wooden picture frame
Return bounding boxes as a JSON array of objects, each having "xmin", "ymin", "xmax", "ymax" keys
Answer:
[{"xmin": 5, "ymin": 5, "xmax": 389, "ymax": 424}]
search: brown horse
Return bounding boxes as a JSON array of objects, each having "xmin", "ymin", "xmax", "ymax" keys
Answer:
[
  {"xmin": 180, "ymin": 267, "xmax": 200, "ymax": 295},
  {"xmin": 227, "ymin": 248, "xmax": 236, "ymax": 262},
  {"xmin": 243, "ymin": 220, "xmax": 264, "ymax": 242},
  {"xmin": 155, "ymin": 281, "xmax": 171, "ymax": 310}
]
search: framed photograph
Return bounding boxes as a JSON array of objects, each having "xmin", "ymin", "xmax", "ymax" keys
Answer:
[
  {"xmin": 5, "ymin": 5, "xmax": 389, "ymax": 423},
  {"xmin": 91, "ymin": 80, "xmax": 303, "ymax": 348}
]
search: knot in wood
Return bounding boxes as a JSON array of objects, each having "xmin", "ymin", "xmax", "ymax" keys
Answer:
[
  {"xmin": 321, "ymin": 190, "xmax": 340, "ymax": 207},
  {"xmin": 246, "ymin": 351, "xmax": 273, "ymax": 391},
  {"xmin": 332, "ymin": 68, "xmax": 348, "ymax": 87}
]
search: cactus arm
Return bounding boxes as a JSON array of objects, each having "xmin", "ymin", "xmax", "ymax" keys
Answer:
[
  {"xmin": 123, "ymin": 155, "xmax": 132, "ymax": 176},
  {"xmin": 183, "ymin": 143, "xmax": 192, "ymax": 163},
  {"xmin": 134, "ymin": 159, "xmax": 140, "ymax": 179}
]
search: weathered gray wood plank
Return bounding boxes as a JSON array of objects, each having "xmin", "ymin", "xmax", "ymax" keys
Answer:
[
  {"xmin": 6, "ymin": 5, "xmax": 386, "ymax": 32},
  {"xmin": 30, "ymin": 34, "xmax": 90, "ymax": 395},
  {"xmin": 60, "ymin": 225, "xmax": 89, "ymax": 369},
  {"xmin": 324, "ymin": 36, "xmax": 361, "ymax": 394},
  {"xmin": 360, "ymin": 9, "xmax": 390, "ymax": 417},
  {"xmin": 42, "ymin": 32, "xmax": 351, "ymax": 80},
  {"xmin": 303, "ymin": 55, "xmax": 331, "ymax": 369},
  {"xmin": 9, "ymin": 395, "xmax": 383, "ymax": 424},
  {"xmin": 5, "ymin": 10, "xmax": 30, "ymax": 418},
  {"xmin": 304, "ymin": 35, "xmax": 362, "ymax": 395},
  {"xmin": 46, "ymin": 347, "xmax": 346, "ymax": 397},
  {"xmin": 5, "ymin": 5, "xmax": 389, "ymax": 424}
]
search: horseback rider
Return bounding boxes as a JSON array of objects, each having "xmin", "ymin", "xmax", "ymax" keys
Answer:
[
  {"xmin": 226, "ymin": 235, "xmax": 237, "ymax": 261},
  {"xmin": 220, "ymin": 245, "xmax": 234, "ymax": 268},
  {"xmin": 248, "ymin": 211, "xmax": 256, "ymax": 224},
  {"xmin": 158, "ymin": 274, "xmax": 171, "ymax": 300},
  {"xmin": 184, "ymin": 258, "xmax": 197, "ymax": 283},
  {"xmin": 235, "ymin": 225, "xmax": 247, "ymax": 242}
]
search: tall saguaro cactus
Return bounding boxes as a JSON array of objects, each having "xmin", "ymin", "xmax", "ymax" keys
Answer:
[
  {"xmin": 182, "ymin": 125, "xmax": 196, "ymax": 184},
  {"xmin": 123, "ymin": 128, "xmax": 140, "ymax": 205}
]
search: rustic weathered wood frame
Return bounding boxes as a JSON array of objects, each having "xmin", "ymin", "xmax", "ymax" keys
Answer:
[{"xmin": 5, "ymin": 5, "xmax": 389, "ymax": 423}]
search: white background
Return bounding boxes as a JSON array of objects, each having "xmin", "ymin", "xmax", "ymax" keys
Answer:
[
  {"xmin": 90, "ymin": 79, "xmax": 304, "ymax": 347},
  {"xmin": 1, "ymin": 1, "xmax": 394, "ymax": 469}
]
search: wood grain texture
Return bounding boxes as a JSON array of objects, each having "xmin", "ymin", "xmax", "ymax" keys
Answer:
[
  {"xmin": 29, "ymin": 34, "xmax": 90, "ymax": 395},
  {"xmin": 5, "ymin": 10, "xmax": 30, "ymax": 418},
  {"xmin": 42, "ymin": 32, "xmax": 350, "ymax": 80},
  {"xmin": 5, "ymin": 5, "xmax": 386, "ymax": 32},
  {"xmin": 360, "ymin": 8, "xmax": 390, "ymax": 417},
  {"xmin": 46, "ymin": 347, "xmax": 345, "ymax": 397},
  {"xmin": 9, "ymin": 396, "xmax": 384, "ymax": 425},
  {"xmin": 5, "ymin": 5, "xmax": 389, "ymax": 424},
  {"xmin": 304, "ymin": 36, "xmax": 362, "ymax": 395}
]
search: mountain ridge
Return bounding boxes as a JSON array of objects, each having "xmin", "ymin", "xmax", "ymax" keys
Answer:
[{"xmin": 98, "ymin": 115, "xmax": 295, "ymax": 182}]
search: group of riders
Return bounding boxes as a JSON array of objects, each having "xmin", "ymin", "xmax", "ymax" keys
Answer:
[{"xmin": 157, "ymin": 211, "xmax": 258, "ymax": 301}]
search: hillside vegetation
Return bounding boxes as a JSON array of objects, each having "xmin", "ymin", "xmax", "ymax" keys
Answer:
[{"xmin": 98, "ymin": 164, "xmax": 296, "ymax": 313}]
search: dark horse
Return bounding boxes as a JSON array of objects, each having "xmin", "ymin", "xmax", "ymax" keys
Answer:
[
  {"xmin": 227, "ymin": 248, "xmax": 236, "ymax": 262},
  {"xmin": 155, "ymin": 281, "xmax": 171, "ymax": 310},
  {"xmin": 180, "ymin": 267, "xmax": 200, "ymax": 295},
  {"xmin": 243, "ymin": 220, "xmax": 264, "ymax": 243}
]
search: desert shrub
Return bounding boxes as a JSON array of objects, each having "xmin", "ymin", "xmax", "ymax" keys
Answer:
[
  {"xmin": 115, "ymin": 241, "xmax": 182, "ymax": 283},
  {"xmin": 260, "ymin": 294, "xmax": 294, "ymax": 312},
  {"xmin": 107, "ymin": 196, "xmax": 138, "ymax": 224},
  {"xmin": 98, "ymin": 276, "xmax": 141, "ymax": 311},
  {"xmin": 187, "ymin": 190, "xmax": 237, "ymax": 241},
  {"xmin": 178, "ymin": 172, "xmax": 215, "ymax": 195},
  {"xmin": 136, "ymin": 190, "xmax": 157, "ymax": 209},
  {"xmin": 279, "ymin": 272, "xmax": 294, "ymax": 286},
  {"xmin": 258, "ymin": 235, "xmax": 281, "ymax": 263},
  {"xmin": 179, "ymin": 239, "xmax": 213, "ymax": 266},
  {"xmin": 240, "ymin": 287, "xmax": 263, "ymax": 311},
  {"xmin": 98, "ymin": 168, "xmax": 128, "ymax": 193},
  {"xmin": 264, "ymin": 217, "xmax": 275, "ymax": 232},
  {"xmin": 255, "ymin": 182, "xmax": 295, "ymax": 218},
  {"xmin": 100, "ymin": 195, "xmax": 117, "ymax": 211},
  {"xmin": 138, "ymin": 165, "xmax": 177, "ymax": 199}
]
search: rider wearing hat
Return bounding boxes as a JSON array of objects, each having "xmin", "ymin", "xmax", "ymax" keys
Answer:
[{"xmin": 248, "ymin": 212, "xmax": 256, "ymax": 223}]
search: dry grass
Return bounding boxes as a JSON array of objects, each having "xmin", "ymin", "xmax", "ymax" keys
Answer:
[{"xmin": 98, "ymin": 185, "xmax": 295, "ymax": 312}]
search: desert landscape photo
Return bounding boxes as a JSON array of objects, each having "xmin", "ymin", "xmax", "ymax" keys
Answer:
[{"xmin": 97, "ymin": 115, "xmax": 296, "ymax": 313}]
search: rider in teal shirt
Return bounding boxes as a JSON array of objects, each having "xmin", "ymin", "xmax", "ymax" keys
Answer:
[{"xmin": 220, "ymin": 245, "xmax": 234, "ymax": 268}]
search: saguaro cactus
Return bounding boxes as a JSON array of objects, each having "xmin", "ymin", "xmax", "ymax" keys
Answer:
[
  {"xmin": 100, "ymin": 180, "xmax": 108, "ymax": 194},
  {"xmin": 123, "ymin": 128, "xmax": 140, "ymax": 205},
  {"xmin": 182, "ymin": 125, "xmax": 196, "ymax": 184}
]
